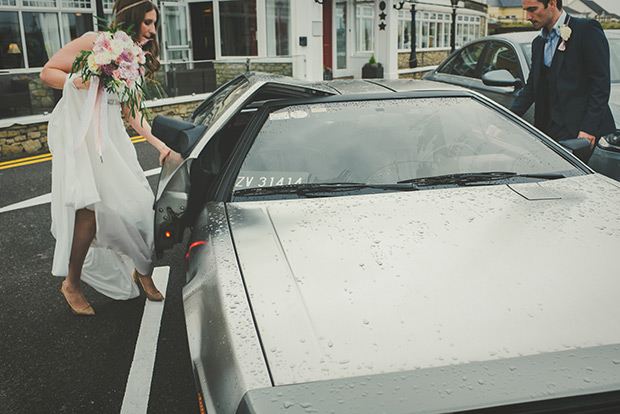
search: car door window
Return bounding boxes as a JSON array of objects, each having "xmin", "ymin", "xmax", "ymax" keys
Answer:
[
  {"xmin": 437, "ymin": 42, "xmax": 486, "ymax": 79},
  {"xmin": 481, "ymin": 42, "xmax": 522, "ymax": 80}
]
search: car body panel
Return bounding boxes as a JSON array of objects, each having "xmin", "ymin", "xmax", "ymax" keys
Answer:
[
  {"xmin": 152, "ymin": 73, "xmax": 620, "ymax": 413},
  {"xmin": 237, "ymin": 345, "xmax": 620, "ymax": 414},
  {"xmin": 227, "ymin": 175, "xmax": 620, "ymax": 386},
  {"xmin": 183, "ymin": 202, "xmax": 272, "ymax": 414}
]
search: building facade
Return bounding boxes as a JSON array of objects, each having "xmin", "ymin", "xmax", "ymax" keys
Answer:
[{"xmin": 1, "ymin": 0, "xmax": 488, "ymax": 158}]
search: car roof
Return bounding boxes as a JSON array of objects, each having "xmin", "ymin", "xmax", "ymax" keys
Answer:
[
  {"xmin": 483, "ymin": 28, "xmax": 620, "ymax": 44},
  {"xmin": 487, "ymin": 31, "xmax": 538, "ymax": 44},
  {"xmin": 241, "ymin": 72, "xmax": 465, "ymax": 96}
]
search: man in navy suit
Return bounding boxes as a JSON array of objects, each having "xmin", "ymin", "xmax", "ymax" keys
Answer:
[{"xmin": 511, "ymin": 0, "xmax": 615, "ymax": 150}]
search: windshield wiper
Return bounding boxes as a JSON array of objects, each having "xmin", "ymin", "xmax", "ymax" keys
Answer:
[
  {"xmin": 397, "ymin": 171, "xmax": 565, "ymax": 186},
  {"xmin": 233, "ymin": 182, "xmax": 418, "ymax": 197}
]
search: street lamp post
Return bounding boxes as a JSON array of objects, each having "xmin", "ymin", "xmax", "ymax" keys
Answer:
[
  {"xmin": 409, "ymin": 2, "xmax": 417, "ymax": 68},
  {"xmin": 450, "ymin": 0, "xmax": 458, "ymax": 53}
]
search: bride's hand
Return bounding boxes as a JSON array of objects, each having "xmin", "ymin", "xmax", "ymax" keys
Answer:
[
  {"xmin": 158, "ymin": 145, "xmax": 173, "ymax": 166},
  {"xmin": 73, "ymin": 77, "xmax": 91, "ymax": 90}
]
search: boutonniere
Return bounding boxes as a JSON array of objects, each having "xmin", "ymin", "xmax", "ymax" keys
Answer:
[{"xmin": 558, "ymin": 24, "xmax": 571, "ymax": 51}]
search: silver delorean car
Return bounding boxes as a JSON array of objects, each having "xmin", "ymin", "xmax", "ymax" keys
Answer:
[{"xmin": 152, "ymin": 73, "xmax": 620, "ymax": 413}]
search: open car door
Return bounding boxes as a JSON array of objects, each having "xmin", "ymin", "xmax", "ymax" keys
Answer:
[{"xmin": 151, "ymin": 73, "xmax": 335, "ymax": 256}]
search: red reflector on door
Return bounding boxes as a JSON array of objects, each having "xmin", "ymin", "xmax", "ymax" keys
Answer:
[{"xmin": 186, "ymin": 240, "xmax": 207, "ymax": 260}]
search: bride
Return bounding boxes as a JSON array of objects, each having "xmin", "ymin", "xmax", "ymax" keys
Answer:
[{"xmin": 40, "ymin": 0, "xmax": 170, "ymax": 315}]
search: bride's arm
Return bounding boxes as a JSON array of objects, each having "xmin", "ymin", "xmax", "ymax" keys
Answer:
[
  {"xmin": 40, "ymin": 34, "xmax": 98, "ymax": 90},
  {"xmin": 126, "ymin": 109, "xmax": 171, "ymax": 165}
]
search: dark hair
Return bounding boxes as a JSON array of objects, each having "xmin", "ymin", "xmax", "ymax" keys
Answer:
[
  {"xmin": 112, "ymin": 0, "xmax": 160, "ymax": 76},
  {"xmin": 539, "ymin": 0, "xmax": 562, "ymax": 9}
]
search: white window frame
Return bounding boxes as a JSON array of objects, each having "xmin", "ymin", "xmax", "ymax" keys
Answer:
[
  {"xmin": 416, "ymin": 11, "xmax": 451, "ymax": 52},
  {"xmin": 354, "ymin": 1, "xmax": 373, "ymax": 54},
  {"xmin": 397, "ymin": 9, "xmax": 411, "ymax": 52},
  {"xmin": 1, "ymin": 0, "xmax": 96, "ymax": 69}
]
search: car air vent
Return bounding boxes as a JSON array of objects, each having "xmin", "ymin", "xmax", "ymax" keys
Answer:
[{"xmin": 508, "ymin": 183, "xmax": 561, "ymax": 200}]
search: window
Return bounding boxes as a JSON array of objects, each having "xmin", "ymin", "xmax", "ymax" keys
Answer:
[
  {"xmin": 481, "ymin": 42, "xmax": 521, "ymax": 80},
  {"xmin": 61, "ymin": 12, "xmax": 93, "ymax": 42},
  {"xmin": 397, "ymin": 9, "xmax": 411, "ymax": 51},
  {"xmin": 0, "ymin": 11, "xmax": 22, "ymax": 69},
  {"xmin": 219, "ymin": 0, "xmax": 257, "ymax": 56},
  {"xmin": 416, "ymin": 11, "xmax": 450, "ymax": 50},
  {"xmin": 266, "ymin": 0, "xmax": 289, "ymax": 56},
  {"xmin": 23, "ymin": 12, "xmax": 62, "ymax": 68},
  {"xmin": 437, "ymin": 41, "xmax": 485, "ymax": 78},
  {"xmin": 456, "ymin": 15, "xmax": 480, "ymax": 48},
  {"xmin": 233, "ymin": 97, "xmax": 578, "ymax": 196},
  {"xmin": 0, "ymin": 2, "xmax": 93, "ymax": 69},
  {"xmin": 355, "ymin": 2, "xmax": 373, "ymax": 53},
  {"xmin": 335, "ymin": 1, "xmax": 346, "ymax": 69}
]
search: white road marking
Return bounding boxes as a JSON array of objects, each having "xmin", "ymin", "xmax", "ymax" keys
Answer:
[
  {"xmin": 120, "ymin": 266, "xmax": 170, "ymax": 414},
  {"xmin": 0, "ymin": 167, "xmax": 161, "ymax": 214},
  {"xmin": 0, "ymin": 193, "xmax": 51, "ymax": 214}
]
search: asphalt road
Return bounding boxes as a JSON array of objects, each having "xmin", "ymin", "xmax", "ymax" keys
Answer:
[{"xmin": 0, "ymin": 142, "xmax": 199, "ymax": 413}]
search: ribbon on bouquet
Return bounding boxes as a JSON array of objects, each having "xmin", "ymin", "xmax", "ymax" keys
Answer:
[{"xmin": 74, "ymin": 76, "xmax": 111, "ymax": 163}]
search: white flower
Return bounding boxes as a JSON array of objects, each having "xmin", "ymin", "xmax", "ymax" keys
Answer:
[
  {"xmin": 559, "ymin": 25, "xmax": 572, "ymax": 42},
  {"xmin": 87, "ymin": 54, "xmax": 98, "ymax": 73},
  {"xmin": 93, "ymin": 50, "xmax": 113, "ymax": 66}
]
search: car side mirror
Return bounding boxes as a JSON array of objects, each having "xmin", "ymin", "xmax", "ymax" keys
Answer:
[
  {"xmin": 558, "ymin": 138, "xmax": 592, "ymax": 163},
  {"xmin": 152, "ymin": 115, "xmax": 208, "ymax": 158},
  {"xmin": 482, "ymin": 69, "xmax": 523, "ymax": 90}
]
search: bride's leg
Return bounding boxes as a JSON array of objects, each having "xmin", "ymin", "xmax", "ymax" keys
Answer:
[
  {"xmin": 135, "ymin": 269, "xmax": 164, "ymax": 301},
  {"xmin": 63, "ymin": 209, "xmax": 96, "ymax": 310}
]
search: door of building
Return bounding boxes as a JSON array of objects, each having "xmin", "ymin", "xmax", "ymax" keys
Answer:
[
  {"xmin": 189, "ymin": 1, "xmax": 215, "ymax": 61},
  {"xmin": 323, "ymin": 0, "xmax": 333, "ymax": 78},
  {"xmin": 161, "ymin": 2, "xmax": 192, "ymax": 62},
  {"xmin": 333, "ymin": 0, "xmax": 348, "ymax": 77}
]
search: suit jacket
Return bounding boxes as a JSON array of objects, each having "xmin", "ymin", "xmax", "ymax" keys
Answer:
[{"xmin": 511, "ymin": 15, "xmax": 615, "ymax": 138}]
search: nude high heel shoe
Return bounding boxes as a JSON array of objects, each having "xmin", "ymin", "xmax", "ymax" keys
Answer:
[
  {"xmin": 61, "ymin": 281, "xmax": 95, "ymax": 316},
  {"xmin": 133, "ymin": 270, "xmax": 164, "ymax": 301}
]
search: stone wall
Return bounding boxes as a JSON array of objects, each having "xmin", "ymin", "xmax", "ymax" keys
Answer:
[
  {"xmin": 398, "ymin": 71, "xmax": 428, "ymax": 80},
  {"xmin": 398, "ymin": 50, "xmax": 450, "ymax": 70},
  {"xmin": 396, "ymin": 50, "xmax": 450, "ymax": 79},
  {"xmin": 0, "ymin": 124, "xmax": 48, "ymax": 159},
  {"xmin": 213, "ymin": 62, "xmax": 293, "ymax": 87},
  {"xmin": 0, "ymin": 72, "xmax": 58, "ymax": 119},
  {"xmin": 0, "ymin": 99, "xmax": 203, "ymax": 161}
]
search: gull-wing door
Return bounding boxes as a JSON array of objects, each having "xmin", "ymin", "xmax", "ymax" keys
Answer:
[{"xmin": 152, "ymin": 74, "xmax": 335, "ymax": 256}]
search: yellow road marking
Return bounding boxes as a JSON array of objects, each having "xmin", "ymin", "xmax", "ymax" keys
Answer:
[{"xmin": 0, "ymin": 136, "xmax": 144, "ymax": 170}]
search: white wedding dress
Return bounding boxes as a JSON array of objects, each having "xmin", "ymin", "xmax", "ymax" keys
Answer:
[{"xmin": 47, "ymin": 74, "xmax": 154, "ymax": 300}]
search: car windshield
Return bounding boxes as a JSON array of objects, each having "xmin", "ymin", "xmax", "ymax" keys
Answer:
[{"xmin": 232, "ymin": 97, "xmax": 579, "ymax": 197}]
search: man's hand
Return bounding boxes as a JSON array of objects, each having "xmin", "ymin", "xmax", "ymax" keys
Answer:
[{"xmin": 577, "ymin": 131, "xmax": 596, "ymax": 149}]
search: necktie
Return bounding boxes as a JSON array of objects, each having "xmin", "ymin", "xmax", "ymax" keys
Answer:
[{"xmin": 544, "ymin": 30, "xmax": 557, "ymax": 67}]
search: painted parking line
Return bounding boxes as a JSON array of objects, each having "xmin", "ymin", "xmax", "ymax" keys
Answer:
[
  {"xmin": 120, "ymin": 266, "xmax": 170, "ymax": 414},
  {"xmin": 0, "ymin": 136, "xmax": 146, "ymax": 170},
  {"xmin": 0, "ymin": 167, "xmax": 161, "ymax": 214}
]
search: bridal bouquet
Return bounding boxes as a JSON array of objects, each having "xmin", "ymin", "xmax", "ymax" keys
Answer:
[{"xmin": 71, "ymin": 26, "xmax": 149, "ymax": 119}]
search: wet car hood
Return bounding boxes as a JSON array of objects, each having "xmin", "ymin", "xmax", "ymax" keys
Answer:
[{"xmin": 227, "ymin": 175, "xmax": 620, "ymax": 387}]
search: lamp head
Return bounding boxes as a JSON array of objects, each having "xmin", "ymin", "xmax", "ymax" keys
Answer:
[{"xmin": 7, "ymin": 43, "xmax": 21, "ymax": 54}]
